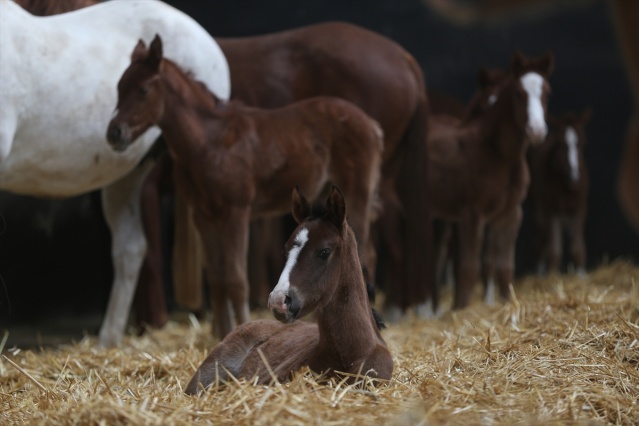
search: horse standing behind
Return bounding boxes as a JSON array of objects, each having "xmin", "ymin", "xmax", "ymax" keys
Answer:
[
  {"xmin": 185, "ymin": 186, "xmax": 392, "ymax": 394},
  {"xmin": 529, "ymin": 110, "xmax": 591, "ymax": 275},
  {"xmin": 196, "ymin": 22, "xmax": 432, "ymax": 319},
  {"xmin": 428, "ymin": 52, "xmax": 553, "ymax": 309},
  {"xmin": 107, "ymin": 36, "xmax": 383, "ymax": 338},
  {"xmin": 0, "ymin": 0, "xmax": 230, "ymax": 346}
]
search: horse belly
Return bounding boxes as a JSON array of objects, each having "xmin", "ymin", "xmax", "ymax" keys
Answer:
[{"xmin": 0, "ymin": 127, "xmax": 159, "ymax": 197}]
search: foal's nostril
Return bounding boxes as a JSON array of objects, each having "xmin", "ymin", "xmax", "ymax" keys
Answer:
[
  {"xmin": 284, "ymin": 295, "xmax": 292, "ymax": 307},
  {"xmin": 107, "ymin": 125, "xmax": 122, "ymax": 143}
]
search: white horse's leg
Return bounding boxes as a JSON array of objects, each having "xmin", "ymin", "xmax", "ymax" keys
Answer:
[
  {"xmin": 0, "ymin": 111, "xmax": 16, "ymax": 163},
  {"xmin": 98, "ymin": 160, "xmax": 155, "ymax": 347}
]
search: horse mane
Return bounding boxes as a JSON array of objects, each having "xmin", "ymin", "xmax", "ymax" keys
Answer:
[
  {"xmin": 161, "ymin": 59, "xmax": 225, "ymax": 112},
  {"xmin": 15, "ymin": 0, "xmax": 96, "ymax": 15}
]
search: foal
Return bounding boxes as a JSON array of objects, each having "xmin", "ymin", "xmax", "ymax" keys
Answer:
[
  {"xmin": 428, "ymin": 52, "xmax": 553, "ymax": 309},
  {"xmin": 185, "ymin": 186, "xmax": 393, "ymax": 394},
  {"xmin": 107, "ymin": 36, "xmax": 382, "ymax": 338},
  {"xmin": 529, "ymin": 110, "xmax": 591, "ymax": 275}
]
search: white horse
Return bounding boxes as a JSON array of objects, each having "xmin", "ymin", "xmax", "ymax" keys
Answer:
[{"xmin": 0, "ymin": 0, "xmax": 230, "ymax": 346}]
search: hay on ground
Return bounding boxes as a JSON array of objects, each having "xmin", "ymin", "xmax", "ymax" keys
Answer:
[{"xmin": 1, "ymin": 261, "xmax": 638, "ymax": 425}]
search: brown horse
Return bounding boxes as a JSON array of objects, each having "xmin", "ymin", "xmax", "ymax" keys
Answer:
[
  {"xmin": 14, "ymin": 0, "xmax": 93, "ymax": 15},
  {"xmin": 134, "ymin": 21, "xmax": 432, "ymax": 327},
  {"xmin": 426, "ymin": 0, "xmax": 639, "ymax": 250},
  {"xmin": 107, "ymin": 36, "xmax": 383, "ymax": 338},
  {"xmin": 428, "ymin": 52, "xmax": 553, "ymax": 309},
  {"xmin": 185, "ymin": 186, "xmax": 393, "ymax": 394},
  {"xmin": 204, "ymin": 22, "xmax": 431, "ymax": 317},
  {"xmin": 529, "ymin": 110, "xmax": 591, "ymax": 275}
]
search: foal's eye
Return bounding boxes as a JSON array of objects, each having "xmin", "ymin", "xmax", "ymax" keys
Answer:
[
  {"xmin": 139, "ymin": 86, "xmax": 149, "ymax": 96},
  {"xmin": 318, "ymin": 248, "xmax": 332, "ymax": 260}
]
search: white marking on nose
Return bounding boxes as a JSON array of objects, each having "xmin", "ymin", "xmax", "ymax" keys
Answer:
[
  {"xmin": 111, "ymin": 109, "xmax": 120, "ymax": 120},
  {"xmin": 271, "ymin": 227, "xmax": 309, "ymax": 295},
  {"xmin": 488, "ymin": 94, "xmax": 497, "ymax": 105},
  {"xmin": 565, "ymin": 126, "xmax": 580, "ymax": 181},
  {"xmin": 520, "ymin": 72, "xmax": 547, "ymax": 140}
]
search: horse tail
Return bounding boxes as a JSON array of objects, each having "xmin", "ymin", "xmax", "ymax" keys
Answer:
[{"xmin": 395, "ymin": 55, "xmax": 436, "ymax": 313}]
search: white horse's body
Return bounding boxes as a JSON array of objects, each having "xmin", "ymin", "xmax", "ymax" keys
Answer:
[{"xmin": 0, "ymin": 0, "xmax": 230, "ymax": 346}]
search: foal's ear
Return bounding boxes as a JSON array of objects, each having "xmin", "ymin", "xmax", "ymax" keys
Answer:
[
  {"xmin": 147, "ymin": 34, "xmax": 164, "ymax": 70},
  {"xmin": 477, "ymin": 67, "xmax": 492, "ymax": 88},
  {"xmin": 131, "ymin": 39, "xmax": 147, "ymax": 63},
  {"xmin": 510, "ymin": 51, "xmax": 527, "ymax": 75},
  {"xmin": 292, "ymin": 186, "xmax": 311, "ymax": 224},
  {"xmin": 326, "ymin": 185, "xmax": 347, "ymax": 233},
  {"xmin": 537, "ymin": 51, "xmax": 554, "ymax": 77},
  {"xmin": 580, "ymin": 107, "xmax": 593, "ymax": 124}
]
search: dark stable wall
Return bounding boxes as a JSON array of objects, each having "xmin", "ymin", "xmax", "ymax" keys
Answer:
[
  {"xmin": 1, "ymin": 0, "xmax": 637, "ymax": 327},
  {"xmin": 162, "ymin": 0, "xmax": 637, "ymax": 270}
]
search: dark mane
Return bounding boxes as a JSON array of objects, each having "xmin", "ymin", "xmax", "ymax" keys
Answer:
[{"xmin": 161, "ymin": 59, "xmax": 225, "ymax": 113}]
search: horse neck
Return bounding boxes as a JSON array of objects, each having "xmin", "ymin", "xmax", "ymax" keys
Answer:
[
  {"xmin": 156, "ymin": 61, "xmax": 220, "ymax": 161},
  {"xmin": 478, "ymin": 85, "xmax": 530, "ymax": 161},
  {"xmin": 315, "ymin": 230, "xmax": 381, "ymax": 363}
]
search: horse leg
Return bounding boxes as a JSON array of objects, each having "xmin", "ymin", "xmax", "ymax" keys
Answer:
[
  {"xmin": 0, "ymin": 109, "xmax": 16, "ymax": 163},
  {"xmin": 612, "ymin": 0, "xmax": 639, "ymax": 233},
  {"xmin": 134, "ymin": 157, "xmax": 169, "ymax": 330},
  {"xmin": 247, "ymin": 218, "xmax": 279, "ymax": 309},
  {"xmin": 196, "ymin": 218, "xmax": 232, "ymax": 338},
  {"xmin": 532, "ymin": 208, "xmax": 549, "ymax": 276},
  {"xmin": 454, "ymin": 213, "xmax": 485, "ymax": 309},
  {"xmin": 98, "ymin": 160, "xmax": 155, "ymax": 347},
  {"xmin": 617, "ymin": 114, "xmax": 639, "ymax": 233},
  {"xmin": 173, "ymin": 189, "xmax": 204, "ymax": 312},
  {"xmin": 481, "ymin": 223, "xmax": 497, "ymax": 305},
  {"xmin": 483, "ymin": 206, "xmax": 523, "ymax": 303},
  {"xmin": 185, "ymin": 320, "xmax": 282, "ymax": 395},
  {"xmin": 545, "ymin": 217, "xmax": 562, "ymax": 274},
  {"xmin": 222, "ymin": 210, "xmax": 251, "ymax": 329},
  {"xmin": 377, "ymin": 183, "xmax": 405, "ymax": 321},
  {"xmin": 567, "ymin": 212, "xmax": 587, "ymax": 276},
  {"xmin": 196, "ymin": 209, "xmax": 251, "ymax": 339}
]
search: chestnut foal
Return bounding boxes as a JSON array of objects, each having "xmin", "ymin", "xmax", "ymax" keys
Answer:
[
  {"xmin": 185, "ymin": 186, "xmax": 393, "ymax": 394},
  {"xmin": 107, "ymin": 36, "xmax": 382, "ymax": 338}
]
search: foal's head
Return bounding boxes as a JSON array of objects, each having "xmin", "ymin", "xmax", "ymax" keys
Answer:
[
  {"xmin": 547, "ymin": 109, "xmax": 591, "ymax": 184},
  {"xmin": 106, "ymin": 35, "xmax": 167, "ymax": 152},
  {"xmin": 505, "ymin": 51, "xmax": 554, "ymax": 143},
  {"xmin": 268, "ymin": 186, "xmax": 359, "ymax": 323},
  {"xmin": 464, "ymin": 67, "xmax": 509, "ymax": 120}
]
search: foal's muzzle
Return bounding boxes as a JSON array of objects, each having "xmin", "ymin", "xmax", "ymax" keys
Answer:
[
  {"xmin": 267, "ymin": 289, "xmax": 301, "ymax": 323},
  {"xmin": 106, "ymin": 122, "xmax": 133, "ymax": 152}
]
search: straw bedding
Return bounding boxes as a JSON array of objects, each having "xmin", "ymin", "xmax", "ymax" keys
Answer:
[{"xmin": 1, "ymin": 261, "xmax": 638, "ymax": 425}]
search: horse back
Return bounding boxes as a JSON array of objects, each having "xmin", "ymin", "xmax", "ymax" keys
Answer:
[
  {"xmin": 218, "ymin": 22, "xmax": 421, "ymax": 157},
  {"xmin": 223, "ymin": 96, "xmax": 382, "ymax": 214}
]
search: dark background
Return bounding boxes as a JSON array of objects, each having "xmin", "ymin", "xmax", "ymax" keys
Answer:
[{"xmin": 1, "ymin": 0, "xmax": 637, "ymax": 330}]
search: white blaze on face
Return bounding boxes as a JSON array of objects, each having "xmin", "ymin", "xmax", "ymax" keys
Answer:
[
  {"xmin": 488, "ymin": 94, "xmax": 498, "ymax": 106},
  {"xmin": 565, "ymin": 126, "xmax": 580, "ymax": 181},
  {"xmin": 520, "ymin": 72, "xmax": 547, "ymax": 140},
  {"xmin": 272, "ymin": 227, "xmax": 309, "ymax": 295}
]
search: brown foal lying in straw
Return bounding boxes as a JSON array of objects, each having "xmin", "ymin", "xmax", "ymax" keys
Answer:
[{"xmin": 185, "ymin": 186, "xmax": 393, "ymax": 394}]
